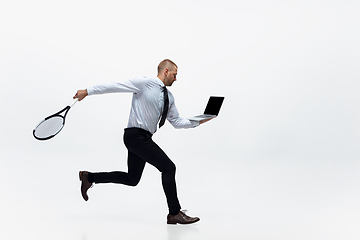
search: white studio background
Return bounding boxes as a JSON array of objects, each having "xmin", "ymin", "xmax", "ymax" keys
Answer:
[{"xmin": 1, "ymin": 0, "xmax": 359, "ymax": 240}]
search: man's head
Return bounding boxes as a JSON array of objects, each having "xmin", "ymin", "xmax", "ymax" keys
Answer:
[{"xmin": 157, "ymin": 59, "xmax": 178, "ymax": 87}]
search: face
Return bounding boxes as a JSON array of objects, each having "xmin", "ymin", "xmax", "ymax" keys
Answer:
[{"xmin": 164, "ymin": 67, "xmax": 177, "ymax": 86}]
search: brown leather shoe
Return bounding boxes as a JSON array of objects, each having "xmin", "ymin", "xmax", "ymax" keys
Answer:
[
  {"xmin": 167, "ymin": 210, "xmax": 200, "ymax": 224},
  {"xmin": 79, "ymin": 171, "xmax": 93, "ymax": 201}
]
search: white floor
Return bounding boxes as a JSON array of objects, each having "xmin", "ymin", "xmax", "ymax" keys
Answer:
[{"xmin": 2, "ymin": 145, "xmax": 360, "ymax": 240}]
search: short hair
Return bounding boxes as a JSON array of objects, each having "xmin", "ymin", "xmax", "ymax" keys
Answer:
[{"xmin": 158, "ymin": 59, "xmax": 178, "ymax": 74}]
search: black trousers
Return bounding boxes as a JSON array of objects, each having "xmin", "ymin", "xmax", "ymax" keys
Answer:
[{"xmin": 88, "ymin": 127, "xmax": 181, "ymax": 215}]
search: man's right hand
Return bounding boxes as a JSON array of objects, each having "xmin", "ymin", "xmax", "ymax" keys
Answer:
[{"xmin": 74, "ymin": 89, "xmax": 88, "ymax": 101}]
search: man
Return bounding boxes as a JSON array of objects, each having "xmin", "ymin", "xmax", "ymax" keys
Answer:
[{"xmin": 74, "ymin": 59, "xmax": 213, "ymax": 224}]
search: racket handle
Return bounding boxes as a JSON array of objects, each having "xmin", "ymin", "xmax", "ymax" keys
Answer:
[{"xmin": 69, "ymin": 98, "xmax": 78, "ymax": 107}]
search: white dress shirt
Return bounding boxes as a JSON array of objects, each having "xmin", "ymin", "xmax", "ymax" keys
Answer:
[{"xmin": 87, "ymin": 77, "xmax": 198, "ymax": 134}]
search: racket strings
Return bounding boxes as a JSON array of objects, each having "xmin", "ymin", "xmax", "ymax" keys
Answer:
[{"xmin": 34, "ymin": 116, "xmax": 64, "ymax": 139}]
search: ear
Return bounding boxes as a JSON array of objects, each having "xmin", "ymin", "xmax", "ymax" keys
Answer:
[{"xmin": 164, "ymin": 68, "xmax": 169, "ymax": 75}]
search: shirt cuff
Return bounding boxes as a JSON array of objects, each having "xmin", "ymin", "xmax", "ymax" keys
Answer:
[
  {"xmin": 189, "ymin": 120, "xmax": 200, "ymax": 127},
  {"xmin": 87, "ymin": 87, "xmax": 94, "ymax": 96}
]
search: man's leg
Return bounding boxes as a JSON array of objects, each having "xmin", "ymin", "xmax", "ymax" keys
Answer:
[
  {"xmin": 87, "ymin": 151, "xmax": 145, "ymax": 186},
  {"xmin": 123, "ymin": 128, "xmax": 181, "ymax": 215},
  {"xmin": 123, "ymin": 128, "xmax": 200, "ymax": 224},
  {"xmin": 79, "ymin": 151, "xmax": 145, "ymax": 201}
]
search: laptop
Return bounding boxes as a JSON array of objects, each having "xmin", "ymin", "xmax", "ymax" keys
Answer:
[{"xmin": 188, "ymin": 96, "xmax": 225, "ymax": 121}]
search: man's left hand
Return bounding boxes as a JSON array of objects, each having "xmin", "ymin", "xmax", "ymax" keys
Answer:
[{"xmin": 199, "ymin": 117, "xmax": 216, "ymax": 125}]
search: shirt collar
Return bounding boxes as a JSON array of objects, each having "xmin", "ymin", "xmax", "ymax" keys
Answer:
[{"xmin": 156, "ymin": 77, "xmax": 165, "ymax": 87}]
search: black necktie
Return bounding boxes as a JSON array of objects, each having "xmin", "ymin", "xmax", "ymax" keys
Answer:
[{"xmin": 159, "ymin": 87, "xmax": 169, "ymax": 128}]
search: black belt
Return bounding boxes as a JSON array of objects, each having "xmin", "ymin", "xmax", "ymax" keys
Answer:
[{"xmin": 124, "ymin": 127, "xmax": 153, "ymax": 137}]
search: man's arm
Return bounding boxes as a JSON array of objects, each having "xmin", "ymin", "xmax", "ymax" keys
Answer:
[
  {"xmin": 73, "ymin": 79, "xmax": 142, "ymax": 102},
  {"xmin": 166, "ymin": 99, "xmax": 215, "ymax": 128}
]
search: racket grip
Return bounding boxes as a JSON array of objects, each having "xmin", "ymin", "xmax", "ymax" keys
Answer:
[{"xmin": 70, "ymin": 98, "xmax": 78, "ymax": 107}]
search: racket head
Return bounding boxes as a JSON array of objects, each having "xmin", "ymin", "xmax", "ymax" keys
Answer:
[{"xmin": 33, "ymin": 115, "xmax": 65, "ymax": 140}]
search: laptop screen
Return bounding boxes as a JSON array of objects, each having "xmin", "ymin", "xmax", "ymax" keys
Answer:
[{"xmin": 204, "ymin": 96, "xmax": 224, "ymax": 116}]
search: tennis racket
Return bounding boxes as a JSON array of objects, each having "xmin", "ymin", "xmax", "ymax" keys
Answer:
[{"xmin": 33, "ymin": 98, "xmax": 78, "ymax": 140}]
